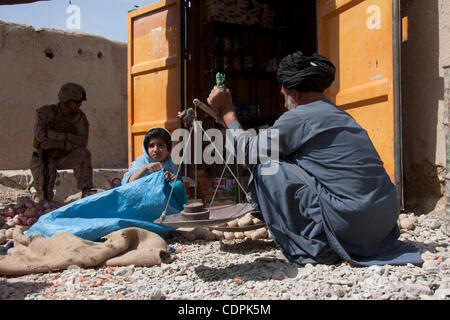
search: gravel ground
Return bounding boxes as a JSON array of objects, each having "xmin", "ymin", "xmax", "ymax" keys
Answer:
[{"xmin": 0, "ymin": 208, "xmax": 448, "ymax": 301}]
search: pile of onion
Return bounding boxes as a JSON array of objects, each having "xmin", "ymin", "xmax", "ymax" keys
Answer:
[{"xmin": 2, "ymin": 199, "xmax": 59, "ymax": 227}]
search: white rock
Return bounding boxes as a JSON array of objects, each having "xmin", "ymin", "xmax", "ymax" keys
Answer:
[
  {"xmin": 400, "ymin": 218, "xmax": 415, "ymax": 230},
  {"xmin": 429, "ymin": 220, "xmax": 441, "ymax": 230},
  {"xmin": 422, "ymin": 260, "xmax": 440, "ymax": 271},
  {"xmin": 150, "ymin": 289, "xmax": 162, "ymax": 300},
  {"xmin": 114, "ymin": 267, "xmax": 132, "ymax": 277},
  {"xmin": 406, "ymin": 283, "xmax": 432, "ymax": 296},
  {"xmin": 433, "ymin": 288, "xmax": 450, "ymax": 299}
]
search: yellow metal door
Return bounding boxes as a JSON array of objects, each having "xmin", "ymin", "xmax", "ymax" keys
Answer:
[
  {"xmin": 128, "ymin": 0, "xmax": 183, "ymax": 165},
  {"xmin": 317, "ymin": 0, "xmax": 402, "ymax": 196}
]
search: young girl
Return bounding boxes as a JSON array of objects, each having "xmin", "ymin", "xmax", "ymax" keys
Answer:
[
  {"xmin": 26, "ymin": 127, "xmax": 187, "ymax": 241},
  {"xmin": 122, "ymin": 127, "xmax": 177, "ymax": 184},
  {"xmin": 121, "ymin": 127, "xmax": 187, "ymax": 207}
]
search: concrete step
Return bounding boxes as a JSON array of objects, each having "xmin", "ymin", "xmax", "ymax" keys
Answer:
[{"xmin": 0, "ymin": 169, "xmax": 127, "ymax": 203}]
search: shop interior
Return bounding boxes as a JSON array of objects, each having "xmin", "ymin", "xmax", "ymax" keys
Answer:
[{"xmin": 182, "ymin": 0, "xmax": 318, "ymax": 203}]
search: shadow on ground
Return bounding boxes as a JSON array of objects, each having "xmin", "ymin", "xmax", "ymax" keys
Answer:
[
  {"xmin": 219, "ymin": 238, "xmax": 278, "ymax": 254},
  {"xmin": 195, "ymin": 256, "xmax": 300, "ymax": 282},
  {"xmin": 0, "ymin": 279, "xmax": 52, "ymax": 300}
]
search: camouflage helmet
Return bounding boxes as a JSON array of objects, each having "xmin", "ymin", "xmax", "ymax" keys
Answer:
[{"xmin": 57, "ymin": 83, "xmax": 87, "ymax": 102}]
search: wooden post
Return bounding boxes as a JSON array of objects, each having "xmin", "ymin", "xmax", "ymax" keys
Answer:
[{"xmin": 443, "ymin": 65, "xmax": 450, "ymax": 235}]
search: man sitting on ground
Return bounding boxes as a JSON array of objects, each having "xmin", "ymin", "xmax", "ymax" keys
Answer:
[{"xmin": 207, "ymin": 51, "xmax": 422, "ymax": 266}]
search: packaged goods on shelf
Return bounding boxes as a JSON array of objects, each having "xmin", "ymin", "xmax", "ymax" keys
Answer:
[
  {"xmin": 206, "ymin": 0, "xmax": 251, "ymax": 25},
  {"xmin": 235, "ymin": 0, "xmax": 249, "ymax": 25},
  {"xmin": 213, "ymin": 178, "xmax": 237, "ymax": 191},
  {"xmin": 206, "ymin": 0, "xmax": 226, "ymax": 22},
  {"xmin": 223, "ymin": 0, "xmax": 237, "ymax": 24},
  {"xmin": 261, "ymin": 9, "xmax": 275, "ymax": 28},
  {"xmin": 247, "ymin": 8, "xmax": 260, "ymax": 25}
]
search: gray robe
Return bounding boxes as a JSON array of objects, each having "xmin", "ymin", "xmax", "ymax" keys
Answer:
[{"xmin": 227, "ymin": 99, "xmax": 422, "ymax": 266}]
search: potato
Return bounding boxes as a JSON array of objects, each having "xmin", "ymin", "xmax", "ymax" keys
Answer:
[
  {"xmin": 234, "ymin": 232, "xmax": 245, "ymax": 239},
  {"xmin": 223, "ymin": 232, "xmax": 235, "ymax": 240},
  {"xmin": 244, "ymin": 230, "xmax": 254, "ymax": 238},
  {"xmin": 251, "ymin": 227, "xmax": 268, "ymax": 240},
  {"xmin": 210, "ymin": 229, "xmax": 224, "ymax": 240},
  {"xmin": 252, "ymin": 217, "xmax": 263, "ymax": 225},
  {"xmin": 237, "ymin": 214, "xmax": 253, "ymax": 227},
  {"xmin": 227, "ymin": 219, "xmax": 239, "ymax": 228}
]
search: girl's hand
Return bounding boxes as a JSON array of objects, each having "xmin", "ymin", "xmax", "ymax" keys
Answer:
[
  {"xmin": 164, "ymin": 171, "xmax": 176, "ymax": 182},
  {"xmin": 145, "ymin": 162, "xmax": 163, "ymax": 172}
]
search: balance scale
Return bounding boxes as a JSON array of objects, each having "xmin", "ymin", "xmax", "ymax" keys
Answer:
[{"xmin": 153, "ymin": 74, "xmax": 264, "ymax": 231}]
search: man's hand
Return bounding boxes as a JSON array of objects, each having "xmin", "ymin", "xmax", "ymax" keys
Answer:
[
  {"xmin": 40, "ymin": 139, "xmax": 64, "ymax": 150},
  {"xmin": 207, "ymin": 86, "xmax": 234, "ymax": 115},
  {"xmin": 144, "ymin": 162, "xmax": 163, "ymax": 172},
  {"xmin": 164, "ymin": 171, "xmax": 176, "ymax": 182},
  {"xmin": 207, "ymin": 86, "xmax": 238, "ymax": 126}
]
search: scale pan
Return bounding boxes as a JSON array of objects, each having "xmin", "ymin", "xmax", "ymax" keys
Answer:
[{"xmin": 154, "ymin": 202, "xmax": 258, "ymax": 228}]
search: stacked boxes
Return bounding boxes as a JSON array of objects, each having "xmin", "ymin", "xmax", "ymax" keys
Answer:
[
  {"xmin": 246, "ymin": 8, "xmax": 259, "ymax": 25},
  {"xmin": 205, "ymin": 0, "xmax": 226, "ymax": 22},
  {"xmin": 235, "ymin": 0, "xmax": 249, "ymax": 25},
  {"xmin": 261, "ymin": 8, "xmax": 275, "ymax": 29},
  {"xmin": 223, "ymin": 0, "xmax": 237, "ymax": 24},
  {"xmin": 205, "ymin": 0, "xmax": 274, "ymax": 28}
]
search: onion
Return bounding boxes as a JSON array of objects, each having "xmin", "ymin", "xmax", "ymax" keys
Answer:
[
  {"xmin": 41, "ymin": 209, "xmax": 53, "ymax": 216},
  {"xmin": 41, "ymin": 200, "xmax": 50, "ymax": 210},
  {"xmin": 49, "ymin": 202, "xmax": 59, "ymax": 209},
  {"xmin": 24, "ymin": 199, "xmax": 35, "ymax": 209},
  {"xmin": 20, "ymin": 215, "xmax": 28, "ymax": 225},
  {"xmin": 3, "ymin": 206, "xmax": 15, "ymax": 218},
  {"xmin": 6, "ymin": 218, "xmax": 16, "ymax": 227},
  {"xmin": 24, "ymin": 208, "xmax": 37, "ymax": 218},
  {"xmin": 27, "ymin": 217, "xmax": 38, "ymax": 226},
  {"xmin": 12, "ymin": 215, "xmax": 22, "ymax": 226}
]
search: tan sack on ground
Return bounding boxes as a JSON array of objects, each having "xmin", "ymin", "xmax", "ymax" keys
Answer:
[{"xmin": 0, "ymin": 227, "xmax": 169, "ymax": 276}]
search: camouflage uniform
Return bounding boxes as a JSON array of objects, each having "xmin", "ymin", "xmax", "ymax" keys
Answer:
[{"xmin": 30, "ymin": 83, "xmax": 93, "ymax": 201}]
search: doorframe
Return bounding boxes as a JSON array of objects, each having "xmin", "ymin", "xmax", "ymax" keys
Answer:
[{"xmin": 393, "ymin": 0, "xmax": 403, "ymax": 208}]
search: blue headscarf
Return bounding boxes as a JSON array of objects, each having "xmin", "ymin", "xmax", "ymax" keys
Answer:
[{"xmin": 121, "ymin": 127, "xmax": 177, "ymax": 184}]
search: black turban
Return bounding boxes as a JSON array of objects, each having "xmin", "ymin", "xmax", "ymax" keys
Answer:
[{"xmin": 276, "ymin": 51, "xmax": 336, "ymax": 93}]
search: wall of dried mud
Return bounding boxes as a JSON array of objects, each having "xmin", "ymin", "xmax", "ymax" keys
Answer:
[
  {"xmin": 401, "ymin": 0, "xmax": 450, "ymax": 212},
  {"xmin": 0, "ymin": 20, "xmax": 128, "ymax": 170}
]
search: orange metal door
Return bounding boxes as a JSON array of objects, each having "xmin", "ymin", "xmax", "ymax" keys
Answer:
[
  {"xmin": 317, "ymin": 0, "xmax": 402, "ymax": 195},
  {"xmin": 128, "ymin": 0, "xmax": 183, "ymax": 165}
]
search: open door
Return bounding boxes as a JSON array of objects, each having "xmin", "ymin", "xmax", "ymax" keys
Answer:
[
  {"xmin": 317, "ymin": 0, "xmax": 403, "ymax": 203},
  {"xmin": 127, "ymin": 0, "xmax": 184, "ymax": 165}
]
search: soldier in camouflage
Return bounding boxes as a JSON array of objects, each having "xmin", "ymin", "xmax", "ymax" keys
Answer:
[{"xmin": 30, "ymin": 82, "xmax": 95, "ymax": 202}]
